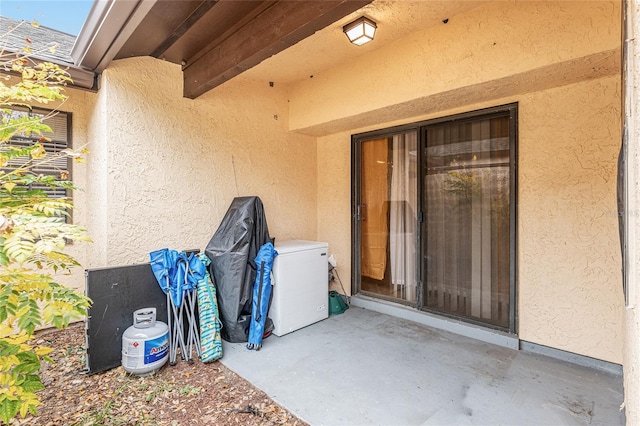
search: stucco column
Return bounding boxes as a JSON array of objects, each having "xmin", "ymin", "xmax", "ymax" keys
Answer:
[
  {"xmin": 84, "ymin": 81, "xmax": 110, "ymax": 267},
  {"xmin": 625, "ymin": 1, "xmax": 640, "ymax": 423}
]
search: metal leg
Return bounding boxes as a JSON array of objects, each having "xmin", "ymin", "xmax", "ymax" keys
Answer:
[{"xmin": 166, "ymin": 278, "xmax": 177, "ymax": 365}]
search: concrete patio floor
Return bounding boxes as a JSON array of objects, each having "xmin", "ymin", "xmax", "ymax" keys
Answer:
[{"xmin": 220, "ymin": 306, "xmax": 625, "ymax": 425}]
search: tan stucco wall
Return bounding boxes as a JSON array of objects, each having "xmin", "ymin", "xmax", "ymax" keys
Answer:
[
  {"xmin": 291, "ymin": 0, "xmax": 620, "ymax": 137},
  {"xmin": 315, "ymin": 1, "xmax": 623, "ymax": 364},
  {"xmin": 517, "ymin": 77, "xmax": 622, "ymax": 362},
  {"xmin": 624, "ymin": 1, "xmax": 640, "ymax": 422},
  {"xmin": 85, "ymin": 57, "xmax": 317, "ymax": 267}
]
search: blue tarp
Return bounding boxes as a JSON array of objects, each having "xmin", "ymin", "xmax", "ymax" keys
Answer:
[{"xmin": 247, "ymin": 242, "xmax": 278, "ymax": 350}]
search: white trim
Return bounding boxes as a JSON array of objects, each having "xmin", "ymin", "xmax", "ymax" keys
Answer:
[{"xmin": 71, "ymin": 0, "xmax": 157, "ymax": 72}]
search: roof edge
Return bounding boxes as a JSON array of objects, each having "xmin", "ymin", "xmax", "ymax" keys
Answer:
[
  {"xmin": 71, "ymin": 0, "xmax": 156, "ymax": 73},
  {"xmin": 1, "ymin": 47, "xmax": 97, "ymax": 91}
]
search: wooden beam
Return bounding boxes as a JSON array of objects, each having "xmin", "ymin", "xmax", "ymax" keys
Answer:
[
  {"xmin": 161, "ymin": 1, "xmax": 275, "ymax": 64},
  {"xmin": 183, "ymin": 0, "xmax": 372, "ymax": 98},
  {"xmin": 150, "ymin": 0, "xmax": 220, "ymax": 58}
]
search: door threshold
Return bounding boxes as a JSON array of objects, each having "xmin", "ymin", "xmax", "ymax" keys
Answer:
[{"xmin": 351, "ymin": 294, "xmax": 519, "ymax": 350}]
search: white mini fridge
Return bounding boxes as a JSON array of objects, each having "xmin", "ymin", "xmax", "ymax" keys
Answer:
[{"xmin": 270, "ymin": 240, "xmax": 329, "ymax": 336}]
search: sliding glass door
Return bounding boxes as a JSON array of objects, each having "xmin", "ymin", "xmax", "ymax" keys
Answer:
[
  {"xmin": 422, "ymin": 110, "xmax": 515, "ymax": 330},
  {"xmin": 356, "ymin": 131, "xmax": 418, "ymax": 303},
  {"xmin": 353, "ymin": 105, "xmax": 516, "ymax": 332}
]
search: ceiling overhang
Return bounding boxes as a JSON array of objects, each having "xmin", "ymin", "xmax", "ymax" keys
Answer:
[
  {"xmin": 180, "ymin": 0, "xmax": 372, "ymax": 98},
  {"xmin": 71, "ymin": 0, "xmax": 372, "ymax": 98}
]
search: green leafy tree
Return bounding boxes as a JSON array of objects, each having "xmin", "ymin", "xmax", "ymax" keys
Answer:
[
  {"xmin": 444, "ymin": 170, "xmax": 480, "ymax": 200},
  {"xmin": 0, "ymin": 21, "xmax": 91, "ymax": 423}
]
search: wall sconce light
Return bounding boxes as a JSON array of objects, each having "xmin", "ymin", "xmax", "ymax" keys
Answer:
[{"xmin": 343, "ymin": 16, "xmax": 377, "ymax": 46}]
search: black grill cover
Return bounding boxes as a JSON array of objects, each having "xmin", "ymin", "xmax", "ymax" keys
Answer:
[{"xmin": 205, "ymin": 196, "xmax": 273, "ymax": 342}]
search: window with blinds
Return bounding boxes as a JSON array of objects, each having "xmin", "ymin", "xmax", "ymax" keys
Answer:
[{"xmin": 2, "ymin": 107, "xmax": 71, "ymax": 199}]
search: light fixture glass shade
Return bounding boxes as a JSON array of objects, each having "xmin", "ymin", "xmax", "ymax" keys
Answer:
[{"xmin": 343, "ymin": 16, "xmax": 377, "ymax": 45}]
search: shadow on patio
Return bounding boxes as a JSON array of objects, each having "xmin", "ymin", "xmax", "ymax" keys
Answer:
[{"xmin": 221, "ymin": 306, "xmax": 624, "ymax": 425}]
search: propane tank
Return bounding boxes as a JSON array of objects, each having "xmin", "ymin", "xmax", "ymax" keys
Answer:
[{"xmin": 121, "ymin": 308, "xmax": 168, "ymax": 376}]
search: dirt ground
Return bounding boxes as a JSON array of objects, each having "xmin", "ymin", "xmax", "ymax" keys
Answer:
[{"xmin": 12, "ymin": 323, "xmax": 307, "ymax": 426}]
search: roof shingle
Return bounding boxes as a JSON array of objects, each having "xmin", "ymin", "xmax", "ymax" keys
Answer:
[{"xmin": 0, "ymin": 15, "xmax": 75, "ymax": 65}]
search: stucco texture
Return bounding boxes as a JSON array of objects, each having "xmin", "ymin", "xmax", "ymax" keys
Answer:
[
  {"xmin": 517, "ymin": 77, "xmax": 623, "ymax": 363},
  {"xmin": 290, "ymin": 0, "xmax": 620, "ymax": 136},
  {"xmin": 315, "ymin": 1, "xmax": 623, "ymax": 364},
  {"xmin": 88, "ymin": 57, "xmax": 317, "ymax": 267},
  {"xmin": 624, "ymin": 1, "xmax": 640, "ymax": 422}
]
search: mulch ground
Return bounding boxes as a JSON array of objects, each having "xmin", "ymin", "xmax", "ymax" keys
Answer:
[{"xmin": 11, "ymin": 323, "xmax": 308, "ymax": 425}]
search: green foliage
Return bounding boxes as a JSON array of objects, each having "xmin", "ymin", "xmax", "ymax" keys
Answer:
[
  {"xmin": 0, "ymin": 333, "xmax": 50, "ymax": 421},
  {"xmin": 443, "ymin": 171, "xmax": 480, "ymax": 200},
  {"xmin": 0, "ymin": 20, "xmax": 91, "ymax": 424}
]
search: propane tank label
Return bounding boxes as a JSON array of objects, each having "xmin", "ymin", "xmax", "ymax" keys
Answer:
[{"xmin": 144, "ymin": 334, "xmax": 169, "ymax": 364}]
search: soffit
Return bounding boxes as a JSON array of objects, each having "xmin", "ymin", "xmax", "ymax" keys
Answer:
[
  {"xmin": 75, "ymin": 0, "xmax": 486, "ymax": 97},
  {"xmin": 243, "ymin": 0, "xmax": 487, "ymax": 85},
  {"xmin": 106, "ymin": 0, "xmax": 372, "ymax": 98}
]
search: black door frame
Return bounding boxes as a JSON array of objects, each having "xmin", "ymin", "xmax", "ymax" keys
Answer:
[{"xmin": 351, "ymin": 103, "xmax": 518, "ymax": 334}]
